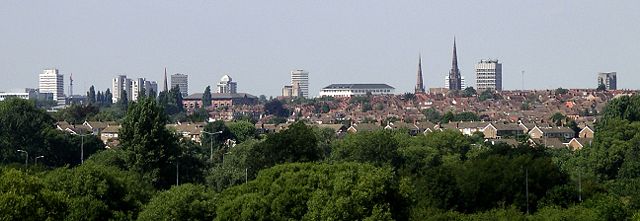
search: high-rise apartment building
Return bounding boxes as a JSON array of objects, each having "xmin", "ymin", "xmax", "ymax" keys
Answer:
[
  {"xmin": 216, "ymin": 75, "xmax": 237, "ymax": 94},
  {"xmin": 597, "ymin": 72, "xmax": 617, "ymax": 90},
  {"xmin": 171, "ymin": 73, "xmax": 188, "ymax": 97},
  {"xmin": 38, "ymin": 69, "xmax": 65, "ymax": 105},
  {"xmin": 475, "ymin": 59, "xmax": 502, "ymax": 91},
  {"xmin": 112, "ymin": 75, "xmax": 132, "ymax": 103},
  {"xmin": 131, "ymin": 78, "xmax": 158, "ymax": 101},
  {"xmin": 290, "ymin": 69, "xmax": 309, "ymax": 98}
]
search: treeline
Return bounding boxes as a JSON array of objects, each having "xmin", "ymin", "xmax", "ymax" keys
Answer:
[{"xmin": 3, "ymin": 95, "xmax": 640, "ymax": 220}]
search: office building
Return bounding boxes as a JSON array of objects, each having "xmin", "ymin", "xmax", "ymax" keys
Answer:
[
  {"xmin": 448, "ymin": 38, "xmax": 463, "ymax": 91},
  {"xmin": 171, "ymin": 73, "xmax": 188, "ymax": 97},
  {"xmin": 38, "ymin": 69, "xmax": 65, "ymax": 105},
  {"xmin": 597, "ymin": 72, "xmax": 617, "ymax": 90},
  {"xmin": 319, "ymin": 84, "xmax": 395, "ymax": 98},
  {"xmin": 476, "ymin": 59, "xmax": 502, "ymax": 91},
  {"xmin": 112, "ymin": 75, "xmax": 132, "ymax": 103},
  {"xmin": 290, "ymin": 69, "xmax": 309, "ymax": 98},
  {"xmin": 216, "ymin": 75, "xmax": 237, "ymax": 94}
]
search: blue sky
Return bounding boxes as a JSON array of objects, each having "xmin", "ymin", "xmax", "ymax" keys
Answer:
[{"xmin": 1, "ymin": 1, "xmax": 639, "ymax": 97}]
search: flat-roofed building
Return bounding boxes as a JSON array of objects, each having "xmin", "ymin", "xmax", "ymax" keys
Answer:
[
  {"xmin": 319, "ymin": 84, "xmax": 395, "ymax": 98},
  {"xmin": 476, "ymin": 59, "xmax": 502, "ymax": 91}
]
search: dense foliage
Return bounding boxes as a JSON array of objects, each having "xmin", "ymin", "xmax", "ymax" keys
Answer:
[{"xmin": 5, "ymin": 95, "xmax": 640, "ymax": 220}]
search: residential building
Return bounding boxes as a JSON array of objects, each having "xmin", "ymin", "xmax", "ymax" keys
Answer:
[
  {"xmin": 476, "ymin": 59, "xmax": 502, "ymax": 91},
  {"xmin": 290, "ymin": 69, "xmax": 309, "ymax": 98},
  {"xmin": 39, "ymin": 69, "xmax": 65, "ymax": 105},
  {"xmin": 448, "ymin": 38, "xmax": 462, "ymax": 91},
  {"xmin": 319, "ymin": 84, "xmax": 395, "ymax": 97},
  {"xmin": 112, "ymin": 75, "xmax": 132, "ymax": 103},
  {"xmin": 216, "ymin": 75, "xmax": 237, "ymax": 94},
  {"xmin": 171, "ymin": 73, "xmax": 189, "ymax": 97},
  {"xmin": 131, "ymin": 78, "xmax": 158, "ymax": 101},
  {"xmin": 597, "ymin": 72, "xmax": 617, "ymax": 90}
]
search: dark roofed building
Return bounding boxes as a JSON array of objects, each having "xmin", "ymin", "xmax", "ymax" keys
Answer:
[{"xmin": 319, "ymin": 84, "xmax": 395, "ymax": 97}]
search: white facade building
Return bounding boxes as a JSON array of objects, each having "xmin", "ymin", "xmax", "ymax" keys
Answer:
[
  {"xmin": 290, "ymin": 70, "xmax": 309, "ymax": 98},
  {"xmin": 131, "ymin": 78, "xmax": 158, "ymax": 101},
  {"xmin": 475, "ymin": 59, "xmax": 502, "ymax": 91},
  {"xmin": 444, "ymin": 75, "xmax": 466, "ymax": 90},
  {"xmin": 112, "ymin": 75, "xmax": 132, "ymax": 103},
  {"xmin": 216, "ymin": 75, "xmax": 237, "ymax": 94},
  {"xmin": 597, "ymin": 72, "xmax": 617, "ymax": 90},
  {"xmin": 39, "ymin": 69, "xmax": 65, "ymax": 105},
  {"xmin": 170, "ymin": 73, "xmax": 188, "ymax": 97},
  {"xmin": 319, "ymin": 84, "xmax": 395, "ymax": 98},
  {"xmin": 0, "ymin": 92, "xmax": 30, "ymax": 101}
]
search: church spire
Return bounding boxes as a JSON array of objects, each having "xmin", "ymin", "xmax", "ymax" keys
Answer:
[
  {"xmin": 415, "ymin": 54, "xmax": 425, "ymax": 94},
  {"xmin": 448, "ymin": 37, "xmax": 462, "ymax": 90},
  {"xmin": 451, "ymin": 37, "xmax": 459, "ymax": 74},
  {"xmin": 163, "ymin": 67, "xmax": 168, "ymax": 92}
]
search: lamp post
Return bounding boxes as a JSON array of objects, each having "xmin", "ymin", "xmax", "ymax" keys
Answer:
[
  {"xmin": 201, "ymin": 130, "xmax": 222, "ymax": 162},
  {"xmin": 74, "ymin": 133, "xmax": 92, "ymax": 164},
  {"xmin": 17, "ymin": 149, "xmax": 28, "ymax": 167},
  {"xmin": 35, "ymin": 155, "xmax": 44, "ymax": 165}
]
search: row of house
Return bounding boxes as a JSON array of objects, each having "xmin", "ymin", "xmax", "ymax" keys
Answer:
[{"xmin": 56, "ymin": 119, "xmax": 595, "ymax": 151}]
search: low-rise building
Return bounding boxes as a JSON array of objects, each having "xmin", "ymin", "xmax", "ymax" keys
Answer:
[
  {"xmin": 320, "ymin": 84, "xmax": 395, "ymax": 98},
  {"xmin": 182, "ymin": 93, "xmax": 258, "ymax": 112}
]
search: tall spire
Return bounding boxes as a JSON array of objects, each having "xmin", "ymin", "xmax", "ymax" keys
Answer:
[
  {"xmin": 451, "ymin": 37, "xmax": 459, "ymax": 74},
  {"xmin": 415, "ymin": 54, "xmax": 425, "ymax": 94},
  {"xmin": 448, "ymin": 37, "xmax": 462, "ymax": 90},
  {"xmin": 163, "ymin": 67, "xmax": 168, "ymax": 92},
  {"xmin": 69, "ymin": 73, "xmax": 73, "ymax": 96}
]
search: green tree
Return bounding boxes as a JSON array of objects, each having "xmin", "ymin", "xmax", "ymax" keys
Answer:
[
  {"xmin": 0, "ymin": 168, "xmax": 68, "ymax": 220},
  {"xmin": 249, "ymin": 121, "xmax": 320, "ymax": 175},
  {"xmin": 138, "ymin": 184, "xmax": 216, "ymax": 221},
  {"xmin": 555, "ymin": 87, "xmax": 569, "ymax": 95},
  {"xmin": 202, "ymin": 86, "xmax": 212, "ymax": 108},
  {"xmin": 119, "ymin": 97, "xmax": 180, "ymax": 188},
  {"xmin": 264, "ymin": 99, "xmax": 289, "ymax": 117},
  {"xmin": 422, "ymin": 108, "xmax": 442, "ymax": 123},
  {"xmin": 227, "ymin": 120, "xmax": 256, "ymax": 143},
  {"xmin": 550, "ymin": 112, "xmax": 567, "ymax": 126},
  {"xmin": 462, "ymin": 87, "xmax": 477, "ymax": 97},
  {"xmin": 119, "ymin": 90, "xmax": 129, "ymax": 110},
  {"xmin": 331, "ymin": 130, "xmax": 400, "ymax": 167},
  {"xmin": 597, "ymin": 83, "xmax": 607, "ymax": 91},
  {"xmin": 216, "ymin": 163, "xmax": 397, "ymax": 221},
  {"xmin": 0, "ymin": 98, "xmax": 54, "ymax": 164},
  {"xmin": 87, "ymin": 85, "xmax": 96, "ymax": 104},
  {"xmin": 43, "ymin": 163, "xmax": 154, "ymax": 220}
]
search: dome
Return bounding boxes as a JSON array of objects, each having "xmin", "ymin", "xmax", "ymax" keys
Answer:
[{"xmin": 220, "ymin": 74, "xmax": 232, "ymax": 82}]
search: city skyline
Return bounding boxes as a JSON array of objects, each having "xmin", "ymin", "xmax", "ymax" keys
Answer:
[{"xmin": 2, "ymin": 1, "xmax": 639, "ymax": 96}]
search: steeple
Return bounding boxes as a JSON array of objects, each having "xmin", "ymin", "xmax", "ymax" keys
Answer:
[
  {"xmin": 448, "ymin": 37, "xmax": 462, "ymax": 90},
  {"xmin": 415, "ymin": 54, "xmax": 425, "ymax": 94},
  {"xmin": 163, "ymin": 67, "xmax": 168, "ymax": 92}
]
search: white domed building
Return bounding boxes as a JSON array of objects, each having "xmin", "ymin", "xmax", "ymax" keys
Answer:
[{"xmin": 216, "ymin": 74, "xmax": 237, "ymax": 94}]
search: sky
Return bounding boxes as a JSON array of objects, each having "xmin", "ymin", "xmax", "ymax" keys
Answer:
[{"xmin": 1, "ymin": 1, "xmax": 639, "ymax": 97}]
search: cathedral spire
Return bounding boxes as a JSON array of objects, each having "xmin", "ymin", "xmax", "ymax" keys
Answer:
[
  {"xmin": 448, "ymin": 37, "xmax": 462, "ymax": 90},
  {"xmin": 163, "ymin": 67, "xmax": 168, "ymax": 92},
  {"xmin": 415, "ymin": 54, "xmax": 425, "ymax": 94}
]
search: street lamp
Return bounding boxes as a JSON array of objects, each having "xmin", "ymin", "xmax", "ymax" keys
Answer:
[
  {"xmin": 17, "ymin": 150, "xmax": 28, "ymax": 167},
  {"xmin": 35, "ymin": 155, "xmax": 44, "ymax": 165},
  {"xmin": 74, "ymin": 133, "xmax": 92, "ymax": 164},
  {"xmin": 201, "ymin": 130, "xmax": 222, "ymax": 161}
]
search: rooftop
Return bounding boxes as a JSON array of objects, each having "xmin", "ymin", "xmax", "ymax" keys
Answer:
[{"xmin": 322, "ymin": 84, "xmax": 395, "ymax": 90}]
